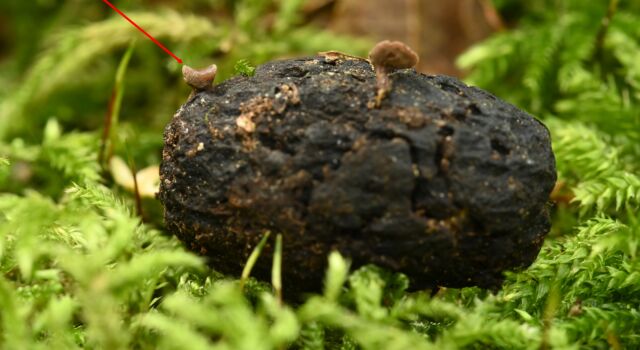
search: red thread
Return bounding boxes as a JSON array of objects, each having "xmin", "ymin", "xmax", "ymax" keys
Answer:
[{"xmin": 101, "ymin": 0, "xmax": 183, "ymax": 63}]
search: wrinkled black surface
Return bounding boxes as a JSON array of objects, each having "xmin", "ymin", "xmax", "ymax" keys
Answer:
[{"xmin": 159, "ymin": 56, "xmax": 556, "ymax": 296}]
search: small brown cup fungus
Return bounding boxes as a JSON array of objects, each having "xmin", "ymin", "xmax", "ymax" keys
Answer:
[
  {"xmin": 182, "ymin": 64, "xmax": 218, "ymax": 91},
  {"xmin": 368, "ymin": 40, "xmax": 419, "ymax": 107}
]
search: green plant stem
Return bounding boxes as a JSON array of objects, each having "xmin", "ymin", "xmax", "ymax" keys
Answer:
[
  {"xmin": 240, "ymin": 231, "xmax": 271, "ymax": 291},
  {"xmin": 98, "ymin": 41, "xmax": 135, "ymax": 169},
  {"xmin": 272, "ymin": 234, "xmax": 283, "ymax": 304}
]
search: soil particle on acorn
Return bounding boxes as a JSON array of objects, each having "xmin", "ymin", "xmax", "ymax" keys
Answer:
[{"xmin": 159, "ymin": 41, "xmax": 557, "ymax": 297}]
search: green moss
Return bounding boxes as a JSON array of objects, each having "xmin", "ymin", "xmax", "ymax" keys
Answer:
[{"xmin": 0, "ymin": 0, "xmax": 638, "ymax": 348}]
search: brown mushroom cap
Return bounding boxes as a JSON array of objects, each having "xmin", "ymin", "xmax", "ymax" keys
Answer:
[
  {"xmin": 368, "ymin": 40, "xmax": 419, "ymax": 71},
  {"xmin": 182, "ymin": 64, "xmax": 218, "ymax": 90}
]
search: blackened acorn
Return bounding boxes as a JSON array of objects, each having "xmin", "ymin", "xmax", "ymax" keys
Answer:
[{"xmin": 159, "ymin": 41, "xmax": 557, "ymax": 297}]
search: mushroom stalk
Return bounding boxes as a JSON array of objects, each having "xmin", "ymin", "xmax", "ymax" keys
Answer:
[
  {"xmin": 374, "ymin": 67, "xmax": 392, "ymax": 105},
  {"xmin": 368, "ymin": 40, "xmax": 419, "ymax": 107}
]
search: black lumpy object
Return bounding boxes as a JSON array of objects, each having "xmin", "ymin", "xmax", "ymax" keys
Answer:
[{"xmin": 159, "ymin": 55, "xmax": 556, "ymax": 296}]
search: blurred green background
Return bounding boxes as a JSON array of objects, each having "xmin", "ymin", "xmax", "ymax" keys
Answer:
[{"xmin": 1, "ymin": 1, "xmax": 640, "ymax": 348}]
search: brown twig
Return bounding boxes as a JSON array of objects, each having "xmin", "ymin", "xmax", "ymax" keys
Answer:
[
  {"xmin": 477, "ymin": 0, "xmax": 505, "ymax": 31},
  {"xmin": 592, "ymin": 0, "xmax": 619, "ymax": 62},
  {"xmin": 549, "ymin": 181, "xmax": 575, "ymax": 205},
  {"xmin": 302, "ymin": 0, "xmax": 336, "ymax": 18}
]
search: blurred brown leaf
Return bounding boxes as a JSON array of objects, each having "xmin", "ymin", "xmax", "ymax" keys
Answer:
[{"xmin": 330, "ymin": 0, "xmax": 498, "ymax": 76}]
